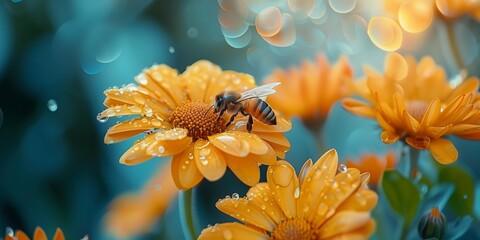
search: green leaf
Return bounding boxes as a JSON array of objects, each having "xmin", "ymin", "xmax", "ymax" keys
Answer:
[
  {"xmin": 381, "ymin": 170, "xmax": 422, "ymax": 226},
  {"xmin": 438, "ymin": 165, "xmax": 475, "ymax": 215}
]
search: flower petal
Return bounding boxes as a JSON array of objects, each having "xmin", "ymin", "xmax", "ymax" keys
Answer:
[
  {"xmin": 171, "ymin": 144, "xmax": 203, "ymax": 189},
  {"xmin": 53, "ymin": 228, "xmax": 65, "ymax": 240},
  {"xmin": 225, "ymin": 154, "xmax": 260, "ymax": 186},
  {"xmin": 253, "ymin": 132, "xmax": 290, "ymax": 149},
  {"xmin": 146, "ymin": 128, "xmax": 192, "ymax": 157},
  {"xmin": 323, "ymin": 218, "xmax": 376, "ymax": 239},
  {"xmin": 249, "ymin": 142, "xmax": 277, "ymax": 165},
  {"xmin": 266, "ymin": 160, "xmax": 298, "ymax": 219},
  {"xmin": 246, "ymin": 183, "xmax": 285, "ymax": 224},
  {"xmin": 216, "ymin": 197, "xmax": 277, "ymax": 232},
  {"xmin": 251, "ymin": 117, "xmax": 292, "ymax": 132},
  {"xmin": 103, "ymin": 85, "xmax": 146, "ymax": 107},
  {"xmin": 104, "ymin": 117, "xmax": 170, "ymax": 144},
  {"xmin": 227, "ymin": 132, "xmax": 269, "ymax": 155},
  {"xmin": 194, "ymin": 139, "xmax": 227, "ymax": 181},
  {"xmin": 429, "ymin": 138, "xmax": 458, "ymax": 164},
  {"xmin": 337, "ymin": 189, "xmax": 378, "ymax": 212},
  {"xmin": 98, "ymin": 103, "xmax": 170, "ymax": 120},
  {"xmin": 135, "ymin": 72, "xmax": 177, "ymax": 109},
  {"xmin": 381, "ymin": 131, "xmax": 399, "ymax": 144},
  {"xmin": 420, "ymin": 98, "xmax": 441, "ymax": 127},
  {"xmin": 198, "ymin": 223, "xmax": 268, "ymax": 240},
  {"xmin": 342, "ymin": 98, "xmax": 376, "ymax": 118},
  {"xmin": 144, "ymin": 64, "xmax": 187, "ymax": 105},
  {"xmin": 205, "ymin": 71, "xmax": 256, "ymax": 103},
  {"xmin": 298, "ymin": 150, "xmax": 338, "ymax": 220},
  {"xmin": 16, "ymin": 230, "xmax": 30, "ymax": 240},
  {"xmin": 119, "ymin": 136, "xmax": 155, "ymax": 165},
  {"xmin": 317, "ymin": 211, "xmax": 371, "ymax": 239},
  {"xmin": 182, "ymin": 60, "xmax": 222, "ymax": 102},
  {"xmin": 209, "ymin": 132, "xmax": 250, "ymax": 157},
  {"xmin": 34, "ymin": 227, "xmax": 47, "ymax": 240}
]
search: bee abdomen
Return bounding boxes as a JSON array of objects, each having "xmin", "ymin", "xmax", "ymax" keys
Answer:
[{"xmin": 245, "ymin": 99, "xmax": 276, "ymax": 125}]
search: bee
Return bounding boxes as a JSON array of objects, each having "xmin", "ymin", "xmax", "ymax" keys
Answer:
[{"xmin": 212, "ymin": 82, "xmax": 280, "ymax": 132}]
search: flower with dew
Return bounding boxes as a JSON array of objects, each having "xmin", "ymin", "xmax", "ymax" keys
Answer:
[
  {"xmin": 263, "ymin": 55, "xmax": 353, "ymax": 129},
  {"xmin": 345, "ymin": 152, "xmax": 396, "ymax": 186},
  {"xmin": 198, "ymin": 149, "xmax": 378, "ymax": 239},
  {"xmin": 343, "ymin": 52, "xmax": 480, "ymax": 164},
  {"xmin": 103, "ymin": 162, "xmax": 178, "ymax": 238},
  {"xmin": 5, "ymin": 227, "xmax": 64, "ymax": 240},
  {"xmin": 98, "ymin": 60, "xmax": 291, "ymax": 189}
]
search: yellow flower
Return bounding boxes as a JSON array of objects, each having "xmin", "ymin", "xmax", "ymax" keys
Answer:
[
  {"xmin": 103, "ymin": 162, "xmax": 178, "ymax": 238},
  {"xmin": 343, "ymin": 53, "xmax": 480, "ymax": 164},
  {"xmin": 345, "ymin": 152, "xmax": 396, "ymax": 186},
  {"xmin": 198, "ymin": 149, "xmax": 377, "ymax": 239},
  {"xmin": 5, "ymin": 227, "xmax": 64, "ymax": 240},
  {"xmin": 98, "ymin": 60, "xmax": 291, "ymax": 189},
  {"xmin": 263, "ymin": 55, "xmax": 353, "ymax": 126}
]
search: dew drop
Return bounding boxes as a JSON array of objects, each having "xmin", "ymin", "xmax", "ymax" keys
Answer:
[
  {"xmin": 5, "ymin": 227, "xmax": 14, "ymax": 237},
  {"xmin": 329, "ymin": 0, "xmax": 357, "ymax": 13},
  {"xmin": 303, "ymin": 205, "xmax": 309, "ymax": 213},
  {"xmin": 96, "ymin": 113, "xmax": 109, "ymax": 123},
  {"xmin": 294, "ymin": 186, "xmax": 300, "ymax": 199},
  {"xmin": 158, "ymin": 145, "xmax": 165, "ymax": 153},
  {"xmin": 261, "ymin": 204, "xmax": 266, "ymax": 210},
  {"xmin": 232, "ymin": 193, "xmax": 240, "ymax": 200},
  {"xmin": 273, "ymin": 164, "xmax": 293, "ymax": 187},
  {"xmin": 47, "ymin": 99, "xmax": 58, "ymax": 112},
  {"xmin": 223, "ymin": 229, "xmax": 233, "ymax": 240},
  {"xmin": 136, "ymin": 74, "xmax": 148, "ymax": 85},
  {"xmin": 338, "ymin": 163, "xmax": 347, "ymax": 173},
  {"xmin": 187, "ymin": 27, "xmax": 198, "ymax": 38},
  {"xmin": 200, "ymin": 157, "xmax": 209, "ymax": 166},
  {"xmin": 168, "ymin": 46, "xmax": 175, "ymax": 54}
]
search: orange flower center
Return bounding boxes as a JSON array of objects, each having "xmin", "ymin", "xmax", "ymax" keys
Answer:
[
  {"xmin": 407, "ymin": 100, "xmax": 429, "ymax": 121},
  {"xmin": 270, "ymin": 218, "xmax": 315, "ymax": 240},
  {"xmin": 169, "ymin": 101, "xmax": 224, "ymax": 140}
]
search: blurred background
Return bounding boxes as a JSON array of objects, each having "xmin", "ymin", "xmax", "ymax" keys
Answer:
[{"xmin": 0, "ymin": 0, "xmax": 479, "ymax": 239}]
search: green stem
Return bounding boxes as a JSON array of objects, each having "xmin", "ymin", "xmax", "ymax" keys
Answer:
[
  {"xmin": 444, "ymin": 19, "xmax": 465, "ymax": 72},
  {"xmin": 409, "ymin": 147, "xmax": 420, "ymax": 179},
  {"xmin": 179, "ymin": 189, "xmax": 197, "ymax": 240},
  {"xmin": 303, "ymin": 118, "xmax": 326, "ymax": 154}
]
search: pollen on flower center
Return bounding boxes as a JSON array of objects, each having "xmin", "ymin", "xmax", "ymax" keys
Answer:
[
  {"xmin": 169, "ymin": 101, "xmax": 225, "ymax": 140},
  {"xmin": 271, "ymin": 218, "xmax": 315, "ymax": 240},
  {"xmin": 407, "ymin": 100, "xmax": 430, "ymax": 121}
]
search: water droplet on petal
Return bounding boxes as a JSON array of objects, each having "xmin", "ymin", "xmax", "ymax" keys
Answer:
[
  {"xmin": 329, "ymin": 0, "xmax": 357, "ymax": 13},
  {"xmin": 338, "ymin": 163, "xmax": 347, "ymax": 173},
  {"xmin": 232, "ymin": 193, "xmax": 240, "ymax": 200},
  {"xmin": 273, "ymin": 164, "xmax": 293, "ymax": 187},
  {"xmin": 168, "ymin": 46, "xmax": 175, "ymax": 54},
  {"xmin": 294, "ymin": 186, "xmax": 300, "ymax": 199},
  {"xmin": 368, "ymin": 17, "xmax": 403, "ymax": 51},
  {"xmin": 96, "ymin": 113, "xmax": 109, "ymax": 123},
  {"xmin": 223, "ymin": 229, "xmax": 233, "ymax": 240},
  {"xmin": 5, "ymin": 227, "xmax": 14, "ymax": 237},
  {"xmin": 47, "ymin": 99, "xmax": 58, "ymax": 112},
  {"xmin": 158, "ymin": 145, "xmax": 165, "ymax": 153}
]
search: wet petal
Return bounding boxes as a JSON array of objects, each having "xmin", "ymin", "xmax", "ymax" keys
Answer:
[
  {"xmin": 103, "ymin": 85, "xmax": 144, "ymax": 107},
  {"xmin": 298, "ymin": 149, "xmax": 338, "ymax": 220},
  {"xmin": 98, "ymin": 104, "xmax": 170, "ymax": 120},
  {"xmin": 119, "ymin": 135, "xmax": 156, "ymax": 165},
  {"xmin": 227, "ymin": 132, "xmax": 269, "ymax": 155},
  {"xmin": 53, "ymin": 228, "xmax": 65, "ymax": 240},
  {"xmin": 249, "ymin": 142, "xmax": 277, "ymax": 165},
  {"xmin": 429, "ymin": 138, "xmax": 458, "ymax": 164},
  {"xmin": 420, "ymin": 98, "xmax": 441, "ymax": 127},
  {"xmin": 146, "ymin": 128, "xmax": 192, "ymax": 157},
  {"xmin": 144, "ymin": 64, "xmax": 187, "ymax": 105},
  {"xmin": 251, "ymin": 117, "xmax": 292, "ymax": 132},
  {"xmin": 337, "ymin": 189, "xmax": 378, "ymax": 212},
  {"xmin": 342, "ymin": 98, "xmax": 376, "ymax": 118},
  {"xmin": 226, "ymin": 154, "xmax": 260, "ymax": 186},
  {"xmin": 381, "ymin": 131, "xmax": 399, "ymax": 144},
  {"xmin": 34, "ymin": 227, "xmax": 47, "ymax": 240},
  {"xmin": 266, "ymin": 141, "xmax": 290, "ymax": 159},
  {"xmin": 324, "ymin": 218, "xmax": 375, "ymax": 239},
  {"xmin": 216, "ymin": 197, "xmax": 277, "ymax": 232},
  {"xmin": 198, "ymin": 223, "xmax": 268, "ymax": 240},
  {"xmin": 194, "ymin": 139, "xmax": 227, "ymax": 181},
  {"xmin": 317, "ymin": 211, "xmax": 371, "ymax": 238},
  {"xmin": 253, "ymin": 132, "xmax": 290, "ymax": 148},
  {"xmin": 182, "ymin": 60, "xmax": 222, "ymax": 102},
  {"xmin": 171, "ymin": 144, "xmax": 203, "ymax": 189},
  {"xmin": 246, "ymin": 183, "xmax": 285, "ymax": 224},
  {"xmin": 266, "ymin": 160, "xmax": 298, "ymax": 218},
  {"xmin": 104, "ymin": 117, "xmax": 170, "ymax": 144},
  {"xmin": 135, "ymin": 72, "xmax": 177, "ymax": 109},
  {"xmin": 209, "ymin": 132, "xmax": 251, "ymax": 157},
  {"xmin": 205, "ymin": 71, "xmax": 256, "ymax": 103}
]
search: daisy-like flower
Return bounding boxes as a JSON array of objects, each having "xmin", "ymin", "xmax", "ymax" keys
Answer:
[
  {"xmin": 343, "ymin": 53, "xmax": 480, "ymax": 164},
  {"xmin": 263, "ymin": 55, "xmax": 353, "ymax": 128},
  {"xmin": 345, "ymin": 152, "xmax": 396, "ymax": 186},
  {"xmin": 103, "ymin": 162, "xmax": 178, "ymax": 238},
  {"xmin": 5, "ymin": 227, "xmax": 64, "ymax": 240},
  {"xmin": 198, "ymin": 149, "xmax": 378, "ymax": 239},
  {"xmin": 98, "ymin": 60, "xmax": 291, "ymax": 189}
]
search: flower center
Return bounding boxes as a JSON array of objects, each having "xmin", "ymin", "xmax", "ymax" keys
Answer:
[
  {"xmin": 270, "ymin": 218, "xmax": 315, "ymax": 240},
  {"xmin": 407, "ymin": 100, "xmax": 429, "ymax": 121},
  {"xmin": 169, "ymin": 101, "xmax": 224, "ymax": 140}
]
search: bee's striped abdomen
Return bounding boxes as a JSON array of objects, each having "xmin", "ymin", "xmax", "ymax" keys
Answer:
[{"xmin": 244, "ymin": 98, "xmax": 277, "ymax": 125}]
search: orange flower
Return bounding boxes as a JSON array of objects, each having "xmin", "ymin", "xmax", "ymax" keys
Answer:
[
  {"xmin": 198, "ymin": 149, "xmax": 377, "ymax": 239},
  {"xmin": 343, "ymin": 53, "xmax": 480, "ymax": 164},
  {"xmin": 98, "ymin": 60, "xmax": 291, "ymax": 189},
  {"xmin": 263, "ymin": 55, "xmax": 353, "ymax": 126},
  {"xmin": 5, "ymin": 227, "xmax": 64, "ymax": 240},
  {"xmin": 345, "ymin": 152, "xmax": 396, "ymax": 185},
  {"xmin": 103, "ymin": 162, "xmax": 178, "ymax": 238}
]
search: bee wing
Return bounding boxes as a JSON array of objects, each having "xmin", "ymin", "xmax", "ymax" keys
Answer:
[{"xmin": 234, "ymin": 82, "xmax": 281, "ymax": 102}]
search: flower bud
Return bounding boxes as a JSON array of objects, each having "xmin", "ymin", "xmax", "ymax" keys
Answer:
[{"xmin": 418, "ymin": 207, "xmax": 447, "ymax": 240}]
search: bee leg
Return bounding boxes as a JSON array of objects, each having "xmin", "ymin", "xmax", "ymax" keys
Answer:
[
  {"xmin": 240, "ymin": 109, "xmax": 254, "ymax": 132},
  {"xmin": 225, "ymin": 108, "xmax": 242, "ymax": 128},
  {"xmin": 216, "ymin": 107, "xmax": 227, "ymax": 124}
]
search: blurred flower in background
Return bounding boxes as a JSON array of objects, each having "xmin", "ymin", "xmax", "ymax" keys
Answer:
[
  {"xmin": 345, "ymin": 152, "xmax": 396, "ymax": 186},
  {"xmin": 4, "ymin": 227, "xmax": 65, "ymax": 240}
]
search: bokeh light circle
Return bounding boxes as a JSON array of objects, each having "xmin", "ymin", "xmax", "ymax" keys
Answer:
[
  {"xmin": 385, "ymin": 52, "xmax": 408, "ymax": 80},
  {"xmin": 368, "ymin": 17, "xmax": 403, "ymax": 51},
  {"xmin": 255, "ymin": 7, "xmax": 283, "ymax": 38},
  {"xmin": 288, "ymin": 0, "xmax": 316, "ymax": 19},
  {"xmin": 329, "ymin": 0, "xmax": 357, "ymax": 13},
  {"xmin": 261, "ymin": 13, "xmax": 296, "ymax": 47},
  {"xmin": 225, "ymin": 28, "xmax": 252, "ymax": 48},
  {"xmin": 398, "ymin": 0, "xmax": 434, "ymax": 33}
]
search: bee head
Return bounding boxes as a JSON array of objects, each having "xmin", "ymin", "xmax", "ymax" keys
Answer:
[{"xmin": 214, "ymin": 94, "xmax": 225, "ymax": 113}]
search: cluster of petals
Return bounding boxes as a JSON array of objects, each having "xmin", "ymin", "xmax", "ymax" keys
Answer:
[
  {"xmin": 5, "ymin": 227, "xmax": 64, "ymax": 240},
  {"xmin": 98, "ymin": 60, "xmax": 291, "ymax": 189},
  {"xmin": 343, "ymin": 53, "xmax": 480, "ymax": 164},
  {"xmin": 199, "ymin": 149, "xmax": 377, "ymax": 239}
]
